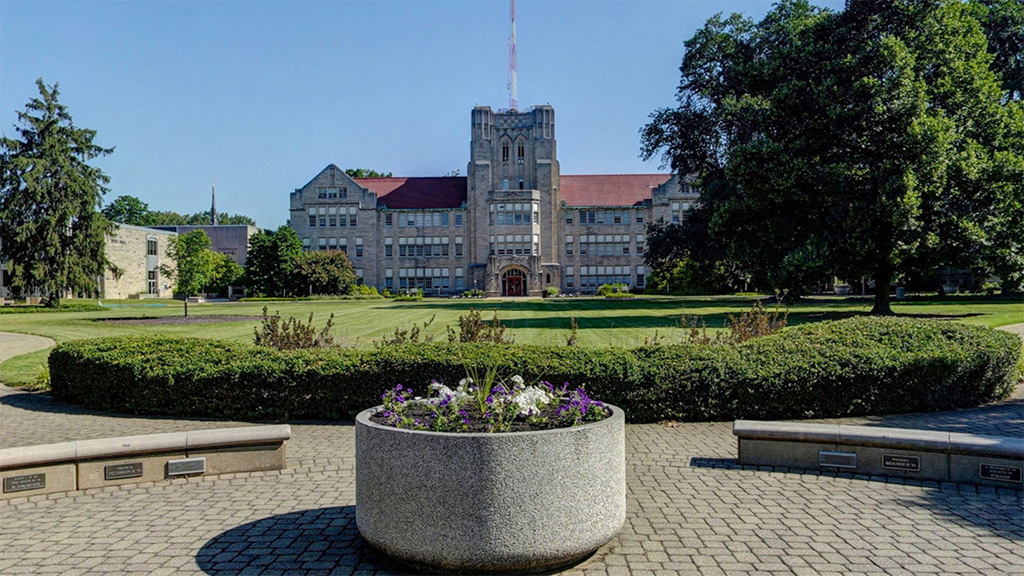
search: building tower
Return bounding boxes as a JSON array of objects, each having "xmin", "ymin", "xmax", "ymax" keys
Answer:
[{"xmin": 467, "ymin": 105, "xmax": 559, "ymax": 296}]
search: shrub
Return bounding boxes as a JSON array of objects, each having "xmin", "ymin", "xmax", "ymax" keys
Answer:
[
  {"xmin": 49, "ymin": 317, "xmax": 1021, "ymax": 423},
  {"xmin": 448, "ymin": 308, "xmax": 513, "ymax": 344},
  {"xmin": 545, "ymin": 286, "xmax": 559, "ymax": 298},
  {"xmin": 253, "ymin": 307, "xmax": 337, "ymax": 350},
  {"xmin": 0, "ymin": 303, "xmax": 106, "ymax": 314}
]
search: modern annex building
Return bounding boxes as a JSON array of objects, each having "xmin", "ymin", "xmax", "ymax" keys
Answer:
[{"xmin": 289, "ymin": 105, "xmax": 698, "ymax": 296}]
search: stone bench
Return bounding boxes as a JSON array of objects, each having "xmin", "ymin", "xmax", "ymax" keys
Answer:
[
  {"xmin": 733, "ymin": 420, "xmax": 1023, "ymax": 489},
  {"xmin": 0, "ymin": 425, "xmax": 290, "ymax": 500}
]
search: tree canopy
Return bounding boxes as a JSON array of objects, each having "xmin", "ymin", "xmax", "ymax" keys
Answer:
[
  {"xmin": 160, "ymin": 230, "xmax": 218, "ymax": 316},
  {"xmin": 344, "ymin": 168, "xmax": 392, "ymax": 179},
  {"xmin": 290, "ymin": 250, "xmax": 357, "ymax": 296},
  {"xmin": 642, "ymin": 0, "xmax": 1024, "ymax": 314},
  {"xmin": 0, "ymin": 78, "xmax": 115, "ymax": 306},
  {"xmin": 102, "ymin": 195, "xmax": 256, "ymax": 226},
  {"xmin": 243, "ymin": 226, "xmax": 303, "ymax": 297}
]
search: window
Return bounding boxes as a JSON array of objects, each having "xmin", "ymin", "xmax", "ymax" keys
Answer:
[
  {"xmin": 385, "ymin": 213, "xmax": 393, "ymax": 227},
  {"xmin": 309, "ymin": 215, "xmax": 316, "ymax": 227},
  {"xmin": 442, "ymin": 213, "xmax": 449, "ymax": 226},
  {"xmin": 319, "ymin": 216, "xmax": 326, "ymax": 227},
  {"xmin": 491, "ymin": 203, "xmax": 536, "ymax": 227},
  {"xmin": 565, "ymin": 214, "xmax": 573, "ymax": 225},
  {"xmin": 455, "ymin": 238, "xmax": 463, "ymax": 257},
  {"xmin": 566, "ymin": 235, "xmax": 574, "ymax": 256},
  {"xmin": 349, "ymin": 213, "xmax": 357, "ymax": 227},
  {"xmin": 517, "ymin": 144, "xmax": 525, "ymax": 160},
  {"xmin": 518, "ymin": 179, "xmax": 525, "ymax": 190},
  {"xmin": 356, "ymin": 245, "xmax": 363, "ymax": 258},
  {"xmin": 385, "ymin": 244, "xmax": 393, "ymax": 258},
  {"xmin": 636, "ymin": 211, "xmax": 644, "ymax": 225},
  {"xmin": 146, "ymin": 238, "xmax": 157, "ymax": 256},
  {"xmin": 455, "ymin": 213, "xmax": 463, "ymax": 227},
  {"xmin": 502, "ymin": 144, "xmax": 510, "ymax": 164},
  {"xmin": 329, "ymin": 216, "xmax": 337, "ymax": 227}
]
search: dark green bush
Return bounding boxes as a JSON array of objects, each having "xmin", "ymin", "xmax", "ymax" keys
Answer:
[{"xmin": 49, "ymin": 317, "xmax": 1021, "ymax": 423}]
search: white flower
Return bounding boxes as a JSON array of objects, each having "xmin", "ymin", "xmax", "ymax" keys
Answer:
[
  {"xmin": 511, "ymin": 375, "xmax": 525, "ymax": 390},
  {"xmin": 513, "ymin": 386, "xmax": 555, "ymax": 416}
]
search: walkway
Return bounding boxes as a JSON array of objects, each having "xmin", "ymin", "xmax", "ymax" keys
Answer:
[
  {"xmin": 0, "ymin": 331, "xmax": 54, "ymax": 363},
  {"xmin": 0, "ymin": 329, "xmax": 1021, "ymax": 575}
]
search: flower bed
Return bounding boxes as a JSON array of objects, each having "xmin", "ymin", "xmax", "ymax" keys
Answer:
[{"xmin": 370, "ymin": 375, "xmax": 609, "ymax": 433}]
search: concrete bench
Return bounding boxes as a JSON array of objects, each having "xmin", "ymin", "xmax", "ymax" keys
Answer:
[
  {"xmin": 0, "ymin": 425, "xmax": 290, "ymax": 500},
  {"xmin": 733, "ymin": 420, "xmax": 1023, "ymax": 489}
]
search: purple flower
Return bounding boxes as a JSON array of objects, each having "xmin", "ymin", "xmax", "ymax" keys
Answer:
[{"xmin": 396, "ymin": 384, "xmax": 403, "ymax": 391}]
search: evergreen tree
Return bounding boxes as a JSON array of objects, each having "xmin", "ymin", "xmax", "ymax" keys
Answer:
[{"xmin": 0, "ymin": 79, "xmax": 114, "ymax": 306}]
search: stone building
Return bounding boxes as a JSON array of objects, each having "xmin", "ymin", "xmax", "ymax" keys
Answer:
[
  {"xmin": 289, "ymin": 105, "xmax": 698, "ymax": 296},
  {"xmin": 149, "ymin": 225, "xmax": 258, "ymax": 266},
  {"xmin": 99, "ymin": 224, "xmax": 177, "ymax": 299}
]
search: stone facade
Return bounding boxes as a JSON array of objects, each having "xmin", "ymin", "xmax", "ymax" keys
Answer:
[
  {"xmin": 289, "ymin": 104, "xmax": 699, "ymax": 296},
  {"xmin": 100, "ymin": 224, "xmax": 176, "ymax": 299},
  {"xmin": 149, "ymin": 225, "xmax": 258, "ymax": 267}
]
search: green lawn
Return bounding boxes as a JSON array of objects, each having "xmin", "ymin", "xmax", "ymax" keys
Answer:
[{"xmin": 1, "ymin": 294, "xmax": 1021, "ymax": 386}]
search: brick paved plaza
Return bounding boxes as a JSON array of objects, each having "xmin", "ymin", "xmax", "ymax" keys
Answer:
[{"xmin": 2, "ymin": 377, "xmax": 1021, "ymax": 576}]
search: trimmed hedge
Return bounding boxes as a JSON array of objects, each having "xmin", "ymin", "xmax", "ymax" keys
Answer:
[{"xmin": 49, "ymin": 317, "xmax": 1021, "ymax": 423}]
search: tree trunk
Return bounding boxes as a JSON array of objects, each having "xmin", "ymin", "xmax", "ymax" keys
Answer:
[
  {"xmin": 871, "ymin": 265, "xmax": 894, "ymax": 316},
  {"xmin": 184, "ymin": 296, "xmax": 189, "ymax": 318}
]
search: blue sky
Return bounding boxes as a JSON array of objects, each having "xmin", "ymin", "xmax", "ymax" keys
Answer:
[{"xmin": 1, "ymin": 0, "xmax": 844, "ymax": 229}]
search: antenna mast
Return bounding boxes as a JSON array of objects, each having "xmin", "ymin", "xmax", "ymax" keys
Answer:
[
  {"xmin": 507, "ymin": 0, "xmax": 518, "ymax": 110},
  {"xmin": 211, "ymin": 181, "xmax": 218, "ymax": 226}
]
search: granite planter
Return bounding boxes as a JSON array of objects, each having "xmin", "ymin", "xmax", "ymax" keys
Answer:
[{"xmin": 355, "ymin": 404, "xmax": 626, "ymax": 573}]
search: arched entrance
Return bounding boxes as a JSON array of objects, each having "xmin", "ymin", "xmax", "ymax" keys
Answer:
[{"xmin": 501, "ymin": 268, "xmax": 528, "ymax": 297}]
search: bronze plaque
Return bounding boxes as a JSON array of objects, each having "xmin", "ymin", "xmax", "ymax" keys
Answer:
[
  {"xmin": 3, "ymin": 473, "xmax": 46, "ymax": 493},
  {"xmin": 104, "ymin": 462, "xmax": 143, "ymax": 481},
  {"xmin": 882, "ymin": 454, "xmax": 921, "ymax": 472},
  {"xmin": 979, "ymin": 463, "xmax": 1022, "ymax": 483}
]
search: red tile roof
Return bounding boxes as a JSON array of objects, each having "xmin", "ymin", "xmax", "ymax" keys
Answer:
[
  {"xmin": 353, "ymin": 174, "xmax": 672, "ymax": 209},
  {"xmin": 354, "ymin": 177, "xmax": 468, "ymax": 209},
  {"xmin": 560, "ymin": 174, "xmax": 671, "ymax": 207}
]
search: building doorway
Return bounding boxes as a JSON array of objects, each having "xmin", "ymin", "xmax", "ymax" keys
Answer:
[{"xmin": 502, "ymin": 268, "xmax": 527, "ymax": 297}]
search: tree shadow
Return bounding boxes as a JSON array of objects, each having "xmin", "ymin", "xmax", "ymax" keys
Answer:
[{"xmin": 196, "ymin": 506, "xmax": 410, "ymax": 575}]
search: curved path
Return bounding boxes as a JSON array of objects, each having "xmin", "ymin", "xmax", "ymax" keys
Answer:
[
  {"xmin": 0, "ymin": 331, "xmax": 54, "ymax": 364},
  {"xmin": 0, "ymin": 332, "xmax": 1021, "ymax": 575}
]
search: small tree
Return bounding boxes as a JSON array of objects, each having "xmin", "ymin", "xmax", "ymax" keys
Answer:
[
  {"xmin": 204, "ymin": 252, "xmax": 244, "ymax": 296},
  {"xmin": 244, "ymin": 226, "xmax": 302, "ymax": 297},
  {"xmin": 161, "ymin": 230, "xmax": 218, "ymax": 317},
  {"xmin": 0, "ymin": 78, "xmax": 114, "ymax": 305},
  {"xmin": 290, "ymin": 250, "xmax": 357, "ymax": 296}
]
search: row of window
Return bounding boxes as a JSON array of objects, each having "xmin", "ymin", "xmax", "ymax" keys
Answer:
[
  {"xmin": 490, "ymin": 202, "xmax": 539, "ymax": 226},
  {"xmin": 383, "ymin": 267, "xmax": 466, "ymax": 291},
  {"xmin": 386, "ymin": 211, "xmax": 464, "ymax": 228},
  {"xmin": 488, "ymin": 234, "xmax": 540, "ymax": 256},
  {"xmin": 568, "ymin": 209, "xmax": 644, "ymax": 227},
  {"xmin": 565, "ymin": 234, "xmax": 645, "ymax": 257},
  {"xmin": 316, "ymin": 186, "xmax": 348, "ymax": 199},
  {"xmin": 564, "ymin": 265, "xmax": 646, "ymax": 289}
]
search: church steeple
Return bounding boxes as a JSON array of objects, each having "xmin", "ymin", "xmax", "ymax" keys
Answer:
[{"xmin": 211, "ymin": 182, "xmax": 218, "ymax": 225}]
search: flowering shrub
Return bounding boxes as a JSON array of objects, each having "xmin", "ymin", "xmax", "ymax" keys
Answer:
[{"xmin": 373, "ymin": 375, "xmax": 610, "ymax": 433}]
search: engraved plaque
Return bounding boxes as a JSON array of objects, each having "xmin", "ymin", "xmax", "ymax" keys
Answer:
[
  {"xmin": 979, "ymin": 463, "xmax": 1022, "ymax": 483},
  {"xmin": 167, "ymin": 457, "xmax": 206, "ymax": 476},
  {"xmin": 3, "ymin": 473, "xmax": 46, "ymax": 493},
  {"xmin": 882, "ymin": 454, "xmax": 921, "ymax": 472},
  {"xmin": 819, "ymin": 451, "xmax": 857, "ymax": 469},
  {"xmin": 104, "ymin": 462, "xmax": 143, "ymax": 481}
]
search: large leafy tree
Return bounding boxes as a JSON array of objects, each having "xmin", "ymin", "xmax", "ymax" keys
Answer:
[
  {"xmin": 290, "ymin": 250, "xmax": 357, "ymax": 296},
  {"xmin": 243, "ymin": 226, "xmax": 303, "ymax": 297},
  {"xmin": 0, "ymin": 79, "xmax": 115, "ymax": 306},
  {"xmin": 102, "ymin": 195, "xmax": 153, "ymax": 226},
  {"xmin": 160, "ymin": 230, "xmax": 218, "ymax": 317},
  {"xmin": 642, "ymin": 0, "xmax": 1024, "ymax": 314}
]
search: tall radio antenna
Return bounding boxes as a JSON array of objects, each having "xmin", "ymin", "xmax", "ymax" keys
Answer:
[{"xmin": 507, "ymin": 0, "xmax": 518, "ymax": 110}]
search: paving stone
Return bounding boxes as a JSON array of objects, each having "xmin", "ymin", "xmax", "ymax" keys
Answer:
[{"xmin": 1, "ymin": 381, "xmax": 1022, "ymax": 575}]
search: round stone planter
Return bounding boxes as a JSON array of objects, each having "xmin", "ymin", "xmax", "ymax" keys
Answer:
[{"xmin": 355, "ymin": 405, "xmax": 626, "ymax": 573}]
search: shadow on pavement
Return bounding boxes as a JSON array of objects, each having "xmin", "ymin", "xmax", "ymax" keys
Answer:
[
  {"xmin": 196, "ymin": 506, "xmax": 408, "ymax": 575},
  {"xmin": 0, "ymin": 388, "xmax": 226, "ymax": 422}
]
